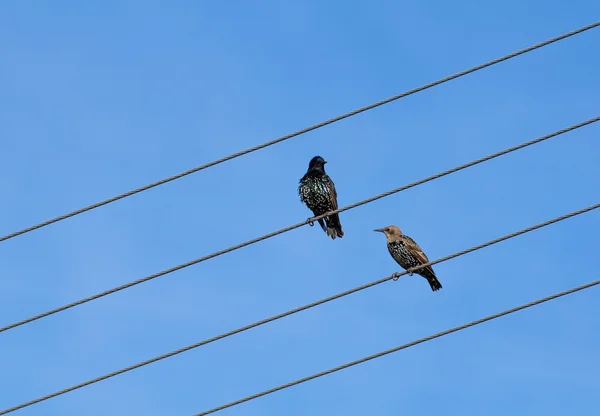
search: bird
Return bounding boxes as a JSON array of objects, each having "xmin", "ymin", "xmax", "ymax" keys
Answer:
[
  {"xmin": 374, "ymin": 225, "xmax": 442, "ymax": 291},
  {"xmin": 298, "ymin": 156, "xmax": 344, "ymax": 239}
]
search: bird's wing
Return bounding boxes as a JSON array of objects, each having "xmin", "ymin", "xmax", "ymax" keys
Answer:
[
  {"xmin": 298, "ymin": 174, "xmax": 310, "ymax": 202},
  {"xmin": 297, "ymin": 182, "xmax": 305, "ymax": 201},
  {"xmin": 401, "ymin": 235, "xmax": 430, "ymax": 265},
  {"xmin": 325, "ymin": 175, "xmax": 339, "ymax": 210}
]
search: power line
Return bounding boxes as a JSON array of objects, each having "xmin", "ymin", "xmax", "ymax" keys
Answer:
[
  {"xmin": 0, "ymin": 115, "xmax": 597, "ymax": 336},
  {"xmin": 1, "ymin": 21, "xmax": 598, "ymax": 244},
  {"xmin": 194, "ymin": 278, "xmax": 600, "ymax": 415},
  {"xmin": 1, "ymin": 201, "xmax": 598, "ymax": 415}
]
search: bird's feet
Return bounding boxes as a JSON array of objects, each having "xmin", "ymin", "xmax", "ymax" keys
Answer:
[
  {"xmin": 392, "ymin": 273, "xmax": 400, "ymax": 281},
  {"xmin": 408, "ymin": 271, "xmax": 414, "ymax": 276},
  {"xmin": 305, "ymin": 218, "xmax": 315, "ymax": 227}
]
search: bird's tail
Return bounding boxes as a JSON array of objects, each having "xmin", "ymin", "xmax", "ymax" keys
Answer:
[
  {"xmin": 317, "ymin": 218, "xmax": 327, "ymax": 233},
  {"xmin": 420, "ymin": 267, "xmax": 442, "ymax": 291},
  {"xmin": 324, "ymin": 214, "xmax": 344, "ymax": 239}
]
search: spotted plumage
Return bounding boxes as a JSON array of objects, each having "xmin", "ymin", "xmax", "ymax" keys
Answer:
[
  {"xmin": 298, "ymin": 156, "xmax": 344, "ymax": 239},
  {"xmin": 374, "ymin": 225, "xmax": 442, "ymax": 291}
]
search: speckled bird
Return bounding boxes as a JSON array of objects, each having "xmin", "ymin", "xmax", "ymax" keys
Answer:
[
  {"xmin": 374, "ymin": 225, "xmax": 442, "ymax": 291},
  {"xmin": 298, "ymin": 156, "xmax": 344, "ymax": 239}
]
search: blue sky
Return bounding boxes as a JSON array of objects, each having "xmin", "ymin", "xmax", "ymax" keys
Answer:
[{"xmin": 1, "ymin": 1, "xmax": 599, "ymax": 415}]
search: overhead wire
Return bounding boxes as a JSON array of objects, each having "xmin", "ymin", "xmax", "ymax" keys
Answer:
[
  {"xmin": 1, "ymin": 21, "xmax": 599, "ymax": 244},
  {"xmin": 0, "ymin": 115, "xmax": 598, "ymax": 336},
  {"xmin": 194, "ymin": 277, "xmax": 600, "ymax": 415},
  {"xmin": 1, "ymin": 201, "xmax": 598, "ymax": 415}
]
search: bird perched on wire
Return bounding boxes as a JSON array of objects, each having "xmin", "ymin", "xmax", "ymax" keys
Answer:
[
  {"xmin": 298, "ymin": 156, "xmax": 344, "ymax": 239},
  {"xmin": 374, "ymin": 225, "xmax": 442, "ymax": 291}
]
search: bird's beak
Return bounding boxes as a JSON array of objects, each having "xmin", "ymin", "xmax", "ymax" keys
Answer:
[
  {"xmin": 373, "ymin": 228, "xmax": 384, "ymax": 233},
  {"xmin": 324, "ymin": 160, "xmax": 328, "ymax": 164}
]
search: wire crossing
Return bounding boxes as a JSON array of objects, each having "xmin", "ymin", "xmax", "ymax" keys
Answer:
[
  {"xmin": 194, "ymin": 277, "xmax": 600, "ymax": 415},
  {"xmin": 2, "ymin": 201, "xmax": 598, "ymax": 415},
  {"xmin": 0, "ymin": 116, "xmax": 597, "ymax": 335},
  {"xmin": 1, "ymin": 21, "xmax": 598, "ymax": 244}
]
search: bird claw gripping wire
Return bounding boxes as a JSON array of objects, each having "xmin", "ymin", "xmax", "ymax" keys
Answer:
[
  {"xmin": 305, "ymin": 218, "xmax": 315, "ymax": 227},
  {"xmin": 392, "ymin": 273, "xmax": 401, "ymax": 281}
]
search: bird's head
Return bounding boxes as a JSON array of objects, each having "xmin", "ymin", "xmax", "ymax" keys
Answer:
[
  {"xmin": 374, "ymin": 225, "xmax": 402, "ymax": 242},
  {"xmin": 308, "ymin": 155, "xmax": 327, "ymax": 171}
]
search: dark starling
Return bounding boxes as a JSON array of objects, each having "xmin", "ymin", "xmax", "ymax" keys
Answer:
[
  {"xmin": 298, "ymin": 156, "xmax": 344, "ymax": 239},
  {"xmin": 374, "ymin": 225, "xmax": 442, "ymax": 291}
]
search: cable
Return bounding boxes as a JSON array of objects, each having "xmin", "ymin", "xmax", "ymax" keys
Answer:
[
  {"xmin": 1, "ymin": 116, "xmax": 597, "ymax": 336},
  {"xmin": 1, "ymin": 22, "xmax": 598, "ymax": 245},
  {"xmin": 1, "ymin": 201, "xmax": 598, "ymax": 415},
  {"xmin": 194, "ymin": 277, "xmax": 600, "ymax": 415}
]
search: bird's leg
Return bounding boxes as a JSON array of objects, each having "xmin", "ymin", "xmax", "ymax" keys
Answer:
[
  {"xmin": 408, "ymin": 271, "xmax": 414, "ymax": 276},
  {"xmin": 392, "ymin": 273, "xmax": 400, "ymax": 281},
  {"xmin": 305, "ymin": 218, "xmax": 315, "ymax": 227}
]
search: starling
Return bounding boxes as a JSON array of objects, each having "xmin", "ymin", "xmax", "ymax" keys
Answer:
[
  {"xmin": 374, "ymin": 225, "xmax": 442, "ymax": 291},
  {"xmin": 298, "ymin": 156, "xmax": 344, "ymax": 239}
]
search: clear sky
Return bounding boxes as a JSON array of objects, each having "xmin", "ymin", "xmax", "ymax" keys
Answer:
[{"xmin": 1, "ymin": 1, "xmax": 599, "ymax": 415}]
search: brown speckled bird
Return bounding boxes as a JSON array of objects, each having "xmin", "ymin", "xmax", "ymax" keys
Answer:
[{"xmin": 374, "ymin": 225, "xmax": 442, "ymax": 291}]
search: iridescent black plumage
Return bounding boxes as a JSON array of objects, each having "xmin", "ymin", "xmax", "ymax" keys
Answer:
[
  {"xmin": 374, "ymin": 225, "xmax": 442, "ymax": 291},
  {"xmin": 298, "ymin": 156, "xmax": 344, "ymax": 239}
]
